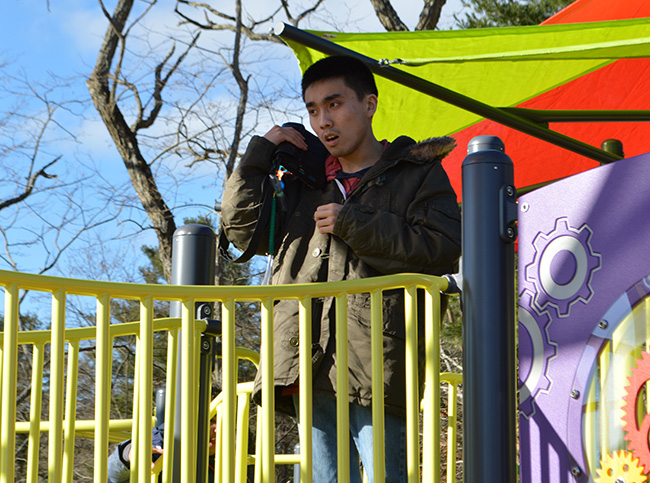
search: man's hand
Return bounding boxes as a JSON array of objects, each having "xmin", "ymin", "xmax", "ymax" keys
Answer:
[
  {"xmin": 314, "ymin": 203, "xmax": 342, "ymax": 234},
  {"xmin": 264, "ymin": 125, "xmax": 308, "ymax": 150}
]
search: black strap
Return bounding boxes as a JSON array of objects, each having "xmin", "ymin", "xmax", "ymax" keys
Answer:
[{"xmin": 218, "ymin": 177, "xmax": 274, "ymax": 264}]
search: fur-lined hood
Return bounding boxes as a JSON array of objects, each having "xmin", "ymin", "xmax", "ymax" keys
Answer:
[
  {"xmin": 406, "ymin": 136, "xmax": 457, "ymax": 161},
  {"xmin": 367, "ymin": 136, "xmax": 456, "ymax": 180},
  {"xmin": 382, "ymin": 135, "xmax": 456, "ymax": 166}
]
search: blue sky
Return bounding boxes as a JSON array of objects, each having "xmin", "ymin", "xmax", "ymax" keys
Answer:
[{"xmin": 2, "ymin": 0, "xmax": 466, "ymax": 83}]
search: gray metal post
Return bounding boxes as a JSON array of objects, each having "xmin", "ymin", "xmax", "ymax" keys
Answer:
[
  {"xmin": 170, "ymin": 224, "xmax": 216, "ymax": 483},
  {"xmin": 155, "ymin": 386, "xmax": 166, "ymax": 426},
  {"xmin": 461, "ymin": 136, "xmax": 517, "ymax": 483}
]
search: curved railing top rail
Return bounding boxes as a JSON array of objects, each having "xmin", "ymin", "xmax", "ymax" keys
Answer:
[{"xmin": 0, "ymin": 269, "xmax": 448, "ymax": 300}]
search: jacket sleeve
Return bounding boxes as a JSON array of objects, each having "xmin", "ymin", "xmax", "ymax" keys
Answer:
[
  {"xmin": 220, "ymin": 136, "xmax": 277, "ymax": 256},
  {"xmin": 332, "ymin": 161, "xmax": 461, "ymax": 276},
  {"xmin": 106, "ymin": 440, "xmax": 132, "ymax": 483}
]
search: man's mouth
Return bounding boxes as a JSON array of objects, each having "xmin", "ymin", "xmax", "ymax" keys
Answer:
[{"xmin": 324, "ymin": 133, "xmax": 339, "ymax": 145}]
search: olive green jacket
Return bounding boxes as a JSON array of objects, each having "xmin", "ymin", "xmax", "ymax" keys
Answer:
[{"xmin": 220, "ymin": 134, "xmax": 461, "ymax": 416}]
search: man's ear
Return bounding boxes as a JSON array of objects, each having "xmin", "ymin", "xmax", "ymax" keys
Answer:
[{"xmin": 366, "ymin": 94, "xmax": 378, "ymax": 118}]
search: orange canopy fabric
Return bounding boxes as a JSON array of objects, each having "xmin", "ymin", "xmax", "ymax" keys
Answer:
[{"xmin": 444, "ymin": 0, "xmax": 650, "ymax": 197}]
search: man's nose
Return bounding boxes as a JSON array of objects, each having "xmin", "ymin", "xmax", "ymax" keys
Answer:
[{"xmin": 319, "ymin": 111, "xmax": 332, "ymax": 129}]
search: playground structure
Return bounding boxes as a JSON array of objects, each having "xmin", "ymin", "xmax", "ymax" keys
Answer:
[
  {"xmin": 0, "ymin": 262, "xmax": 460, "ymax": 482},
  {"xmin": 3, "ymin": 1, "xmax": 650, "ymax": 481}
]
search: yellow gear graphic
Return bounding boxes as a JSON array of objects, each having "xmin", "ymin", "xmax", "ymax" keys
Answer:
[{"xmin": 594, "ymin": 450, "xmax": 647, "ymax": 483}]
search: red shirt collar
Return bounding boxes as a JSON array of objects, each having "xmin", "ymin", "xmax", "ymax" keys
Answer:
[{"xmin": 325, "ymin": 139, "xmax": 389, "ymax": 182}]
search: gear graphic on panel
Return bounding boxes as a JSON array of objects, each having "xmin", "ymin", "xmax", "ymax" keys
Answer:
[
  {"xmin": 594, "ymin": 450, "xmax": 647, "ymax": 483},
  {"xmin": 622, "ymin": 351, "xmax": 650, "ymax": 473},
  {"xmin": 518, "ymin": 290, "xmax": 556, "ymax": 418},
  {"xmin": 524, "ymin": 217, "xmax": 601, "ymax": 318}
]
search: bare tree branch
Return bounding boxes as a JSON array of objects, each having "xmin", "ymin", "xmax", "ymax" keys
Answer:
[
  {"xmin": 280, "ymin": 0, "xmax": 326, "ymax": 26},
  {"xmin": 224, "ymin": 0, "xmax": 249, "ymax": 179},
  {"xmin": 0, "ymin": 158, "xmax": 59, "ymax": 211},
  {"xmin": 175, "ymin": 0, "xmax": 283, "ymax": 43},
  {"xmin": 134, "ymin": 34, "xmax": 201, "ymax": 131}
]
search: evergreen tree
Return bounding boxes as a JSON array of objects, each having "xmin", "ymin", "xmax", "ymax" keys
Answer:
[{"xmin": 455, "ymin": 0, "xmax": 573, "ymax": 28}]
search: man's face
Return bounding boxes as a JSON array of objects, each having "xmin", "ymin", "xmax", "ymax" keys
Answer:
[{"xmin": 304, "ymin": 78, "xmax": 376, "ymax": 160}]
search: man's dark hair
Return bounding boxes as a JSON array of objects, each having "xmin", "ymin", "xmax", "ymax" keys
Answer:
[{"xmin": 301, "ymin": 55, "xmax": 378, "ymax": 101}]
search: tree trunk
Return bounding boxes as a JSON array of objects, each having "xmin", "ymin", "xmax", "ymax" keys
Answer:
[
  {"xmin": 369, "ymin": 0, "xmax": 408, "ymax": 31},
  {"xmin": 416, "ymin": 0, "xmax": 447, "ymax": 31},
  {"xmin": 87, "ymin": 0, "xmax": 176, "ymax": 281},
  {"xmin": 369, "ymin": 0, "xmax": 446, "ymax": 31}
]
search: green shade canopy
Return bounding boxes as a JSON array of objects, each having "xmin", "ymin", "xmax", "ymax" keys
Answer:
[{"xmin": 286, "ymin": 17, "xmax": 650, "ymax": 143}]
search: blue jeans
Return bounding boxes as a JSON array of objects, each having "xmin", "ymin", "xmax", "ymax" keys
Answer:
[{"xmin": 294, "ymin": 395, "xmax": 407, "ymax": 483}]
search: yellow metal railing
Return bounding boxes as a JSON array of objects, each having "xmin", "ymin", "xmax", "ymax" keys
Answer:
[{"xmin": 0, "ymin": 269, "xmax": 461, "ymax": 482}]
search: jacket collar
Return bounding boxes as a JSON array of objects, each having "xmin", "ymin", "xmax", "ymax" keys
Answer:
[{"xmin": 341, "ymin": 136, "xmax": 456, "ymax": 198}]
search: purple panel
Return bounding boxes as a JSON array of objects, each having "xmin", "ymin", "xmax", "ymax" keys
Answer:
[{"xmin": 517, "ymin": 151, "xmax": 650, "ymax": 482}]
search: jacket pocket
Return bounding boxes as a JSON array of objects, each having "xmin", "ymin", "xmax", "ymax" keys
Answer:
[{"xmin": 348, "ymin": 289, "xmax": 406, "ymax": 340}]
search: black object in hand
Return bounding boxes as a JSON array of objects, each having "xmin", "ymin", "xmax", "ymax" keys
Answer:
[{"xmin": 273, "ymin": 122, "xmax": 329, "ymax": 189}]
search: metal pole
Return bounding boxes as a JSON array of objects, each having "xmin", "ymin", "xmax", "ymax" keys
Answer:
[
  {"xmin": 171, "ymin": 224, "xmax": 216, "ymax": 483},
  {"xmin": 461, "ymin": 136, "xmax": 517, "ymax": 483},
  {"xmin": 155, "ymin": 387, "xmax": 166, "ymax": 427},
  {"xmin": 503, "ymin": 108, "xmax": 650, "ymax": 123},
  {"xmin": 273, "ymin": 22, "xmax": 621, "ymax": 165}
]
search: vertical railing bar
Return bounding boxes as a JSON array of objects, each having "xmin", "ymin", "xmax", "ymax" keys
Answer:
[
  {"xmin": 260, "ymin": 297, "xmax": 275, "ymax": 482},
  {"xmin": 26, "ymin": 342, "xmax": 45, "ymax": 483},
  {"xmin": 94, "ymin": 293, "xmax": 111, "ymax": 482},
  {"xmin": 438, "ymin": 372, "xmax": 461, "ymax": 483},
  {"xmin": 446, "ymin": 379, "xmax": 458, "ymax": 483},
  {"xmin": 221, "ymin": 298, "xmax": 236, "ymax": 483},
  {"xmin": 138, "ymin": 296, "xmax": 155, "ymax": 482},
  {"xmin": 130, "ymin": 324, "xmax": 141, "ymax": 482},
  {"xmin": 422, "ymin": 287, "xmax": 434, "ymax": 483},
  {"xmin": 427, "ymin": 286, "xmax": 442, "ymax": 483},
  {"xmin": 334, "ymin": 292, "xmax": 349, "ymax": 483},
  {"xmin": 404, "ymin": 285, "xmax": 419, "ymax": 482},
  {"xmin": 215, "ymin": 404, "xmax": 223, "ymax": 482},
  {"xmin": 181, "ymin": 297, "xmax": 197, "ymax": 482},
  {"xmin": 0, "ymin": 284, "xmax": 19, "ymax": 483},
  {"xmin": 195, "ymin": 319, "xmax": 210, "ymax": 483},
  {"xmin": 235, "ymin": 391, "xmax": 251, "ymax": 483},
  {"xmin": 254, "ymin": 404, "xmax": 263, "ymax": 483},
  {"xmin": 370, "ymin": 288, "xmax": 386, "ymax": 483},
  {"xmin": 49, "ymin": 288, "xmax": 66, "ymax": 482},
  {"xmin": 162, "ymin": 326, "xmax": 179, "ymax": 483},
  {"xmin": 62, "ymin": 339, "xmax": 80, "ymax": 483},
  {"xmin": 299, "ymin": 295, "xmax": 314, "ymax": 483}
]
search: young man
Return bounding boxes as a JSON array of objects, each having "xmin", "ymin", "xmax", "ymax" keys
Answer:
[{"xmin": 220, "ymin": 55, "xmax": 461, "ymax": 482}]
